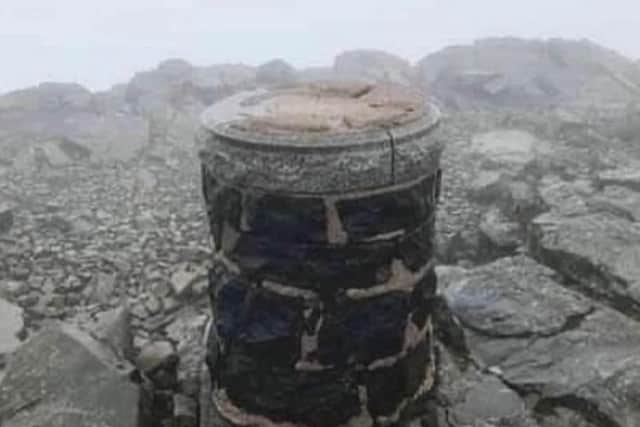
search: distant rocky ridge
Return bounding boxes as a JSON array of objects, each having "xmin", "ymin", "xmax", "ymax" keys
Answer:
[
  {"xmin": 417, "ymin": 38, "xmax": 640, "ymax": 110},
  {"xmin": 1, "ymin": 37, "xmax": 639, "ymax": 170}
]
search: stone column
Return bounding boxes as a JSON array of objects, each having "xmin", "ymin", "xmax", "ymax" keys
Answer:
[{"xmin": 198, "ymin": 82, "xmax": 443, "ymax": 427}]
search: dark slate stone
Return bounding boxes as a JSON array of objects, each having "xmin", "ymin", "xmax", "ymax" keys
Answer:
[
  {"xmin": 207, "ymin": 262, "xmax": 229, "ymax": 306},
  {"xmin": 215, "ymin": 280, "xmax": 303, "ymax": 347},
  {"xmin": 434, "ymin": 169, "xmax": 442, "ymax": 203},
  {"xmin": 201, "ymin": 164, "xmax": 215, "ymax": 206},
  {"xmin": 243, "ymin": 193, "xmax": 327, "ymax": 244},
  {"xmin": 223, "ymin": 367, "xmax": 361, "ymax": 427},
  {"xmin": 411, "ymin": 268, "xmax": 438, "ymax": 330},
  {"xmin": 202, "ymin": 169, "xmax": 242, "ymax": 250},
  {"xmin": 398, "ymin": 217, "xmax": 435, "ymax": 272},
  {"xmin": 317, "ymin": 292, "xmax": 411, "ymax": 366},
  {"xmin": 337, "ymin": 175, "xmax": 435, "ymax": 240},
  {"xmin": 227, "ymin": 235, "xmax": 396, "ymax": 292},
  {"xmin": 364, "ymin": 338, "xmax": 430, "ymax": 418}
]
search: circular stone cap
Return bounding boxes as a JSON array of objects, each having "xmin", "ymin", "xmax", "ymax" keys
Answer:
[
  {"xmin": 201, "ymin": 82, "xmax": 437, "ymax": 144},
  {"xmin": 199, "ymin": 82, "xmax": 442, "ymax": 194}
]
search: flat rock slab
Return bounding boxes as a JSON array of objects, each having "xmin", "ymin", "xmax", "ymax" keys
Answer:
[
  {"xmin": 441, "ymin": 256, "xmax": 593, "ymax": 341},
  {"xmin": 0, "ymin": 324, "xmax": 141, "ymax": 427},
  {"xmin": 0, "ymin": 297, "xmax": 23, "ymax": 356},
  {"xmin": 442, "ymin": 256, "xmax": 640, "ymax": 427},
  {"xmin": 436, "ymin": 346, "xmax": 539, "ymax": 427},
  {"xmin": 529, "ymin": 211, "xmax": 640, "ymax": 318},
  {"xmin": 470, "ymin": 130, "xmax": 551, "ymax": 169}
]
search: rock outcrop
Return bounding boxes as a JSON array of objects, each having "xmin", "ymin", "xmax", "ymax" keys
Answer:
[
  {"xmin": 417, "ymin": 38, "xmax": 640, "ymax": 110},
  {"xmin": 256, "ymin": 59, "xmax": 298, "ymax": 86},
  {"xmin": 0, "ymin": 324, "xmax": 143, "ymax": 427},
  {"xmin": 334, "ymin": 49, "xmax": 416, "ymax": 86},
  {"xmin": 439, "ymin": 256, "xmax": 640, "ymax": 427}
]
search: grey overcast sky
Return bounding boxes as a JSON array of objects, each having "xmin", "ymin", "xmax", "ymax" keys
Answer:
[{"xmin": 1, "ymin": 0, "xmax": 639, "ymax": 93}]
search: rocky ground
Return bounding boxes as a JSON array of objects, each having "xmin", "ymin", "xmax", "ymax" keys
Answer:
[
  {"xmin": 0, "ymin": 153, "xmax": 211, "ymax": 426},
  {"xmin": 2, "ymin": 104, "xmax": 640, "ymax": 426},
  {"xmin": 2, "ymin": 37, "xmax": 640, "ymax": 427}
]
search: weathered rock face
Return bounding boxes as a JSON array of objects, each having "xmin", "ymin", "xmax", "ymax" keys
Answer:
[
  {"xmin": 417, "ymin": 38, "xmax": 640, "ymax": 110},
  {"xmin": 0, "ymin": 324, "xmax": 142, "ymax": 427},
  {"xmin": 435, "ymin": 346, "xmax": 539, "ymax": 427},
  {"xmin": 125, "ymin": 59, "xmax": 257, "ymax": 115},
  {"xmin": 0, "ymin": 83, "xmax": 149, "ymax": 167},
  {"xmin": 529, "ymin": 210, "xmax": 640, "ymax": 320},
  {"xmin": 438, "ymin": 128, "xmax": 552, "ymax": 265},
  {"xmin": 199, "ymin": 82, "xmax": 443, "ymax": 427},
  {"xmin": 256, "ymin": 59, "xmax": 298, "ymax": 86},
  {"xmin": 334, "ymin": 50, "xmax": 417, "ymax": 86},
  {"xmin": 439, "ymin": 255, "xmax": 640, "ymax": 427},
  {"xmin": 0, "ymin": 82, "xmax": 94, "ymax": 113}
]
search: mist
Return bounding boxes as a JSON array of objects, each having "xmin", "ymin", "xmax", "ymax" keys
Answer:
[{"xmin": 2, "ymin": 0, "xmax": 639, "ymax": 92}]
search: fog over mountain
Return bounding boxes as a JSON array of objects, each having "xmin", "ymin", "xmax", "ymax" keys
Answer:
[{"xmin": 2, "ymin": 0, "xmax": 640, "ymax": 92}]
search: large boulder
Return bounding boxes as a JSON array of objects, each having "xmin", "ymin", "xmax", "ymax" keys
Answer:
[
  {"xmin": 0, "ymin": 83, "xmax": 149, "ymax": 166},
  {"xmin": 256, "ymin": 59, "xmax": 298, "ymax": 86},
  {"xmin": 125, "ymin": 59, "xmax": 257, "ymax": 115},
  {"xmin": 417, "ymin": 38, "xmax": 640, "ymax": 110},
  {"xmin": 438, "ymin": 128, "xmax": 551, "ymax": 264},
  {"xmin": 529, "ymin": 210, "xmax": 640, "ymax": 319},
  {"xmin": 0, "ymin": 82, "xmax": 93, "ymax": 113},
  {"xmin": 0, "ymin": 323, "xmax": 143, "ymax": 427},
  {"xmin": 440, "ymin": 256, "xmax": 640, "ymax": 427},
  {"xmin": 334, "ymin": 50, "xmax": 416, "ymax": 86},
  {"xmin": 435, "ymin": 346, "xmax": 539, "ymax": 427}
]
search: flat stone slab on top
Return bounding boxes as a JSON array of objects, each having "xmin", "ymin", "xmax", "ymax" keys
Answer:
[
  {"xmin": 202, "ymin": 82, "xmax": 434, "ymax": 139},
  {"xmin": 198, "ymin": 82, "xmax": 443, "ymax": 194}
]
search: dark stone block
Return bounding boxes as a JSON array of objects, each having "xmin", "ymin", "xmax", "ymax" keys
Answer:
[
  {"xmin": 364, "ymin": 338, "xmax": 430, "ymax": 418},
  {"xmin": 208, "ymin": 262, "xmax": 230, "ymax": 306},
  {"xmin": 201, "ymin": 164, "xmax": 217, "ymax": 207},
  {"xmin": 434, "ymin": 169, "xmax": 442, "ymax": 203},
  {"xmin": 411, "ymin": 268, "xmax": 438, "ymax": 330},
  {"xmin": 223, "ymin": 367, "xmax": 361, "ymax": 427},
  {"xmin": 202, "ymin": 173, "xmax": 242, "ymax": 250},
  {"xmin": 398, "ymin": 217, "xmax": 435, "ymax": 272},
  {"xmin": 317, "ymin": 292, "xmax": 411, "ymax": 366},
  {"xmin": 227, "ymin": 236, "xmax": 396, "ymax": 292},
  {"xmin": 337, "ymin": 175, "xmax": 435, "ymax": 240},
  {"xmin": 243, "ymin": 193, "xmax": 327, "ymax": 243},
  {"xmin": 215, "ymin": 280, "xmax": 303, "ymax": 346}
]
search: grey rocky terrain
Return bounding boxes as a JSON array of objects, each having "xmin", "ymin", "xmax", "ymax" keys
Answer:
[{"xmin": 1, "ymin": 37, "xmax": 640, "ymax": 427}]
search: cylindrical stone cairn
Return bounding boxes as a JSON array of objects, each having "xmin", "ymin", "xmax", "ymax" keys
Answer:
[{"xmin": 198, "ymin": 82, "xmax": 443, "ymax": 427}]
